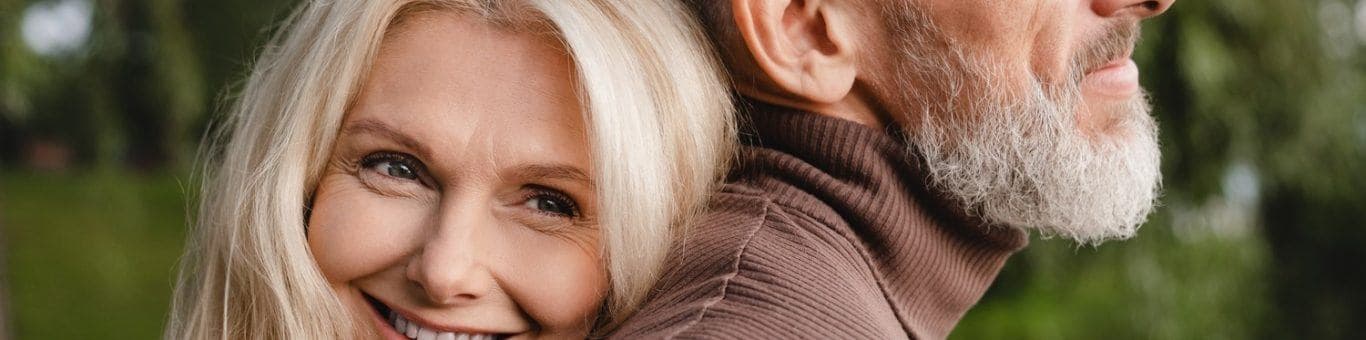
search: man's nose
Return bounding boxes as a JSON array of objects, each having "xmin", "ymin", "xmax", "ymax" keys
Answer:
[
  {"xmin": 405, "ymin": 210, "xmax": 495, "ymax": 306},
  {"xmin": 1092, "ymin": 0, "xmax": 1175, "ymax": 20}
]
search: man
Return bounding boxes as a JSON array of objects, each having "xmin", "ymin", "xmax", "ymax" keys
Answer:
[{"xmin": 611, "ymin": 0, "xmax": 1173, "ymax": 339}]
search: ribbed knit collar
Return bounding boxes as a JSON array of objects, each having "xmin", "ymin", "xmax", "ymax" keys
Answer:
[{"xmin": 734, "ymin": 100, "xmax": 1028, "ymax": 339}]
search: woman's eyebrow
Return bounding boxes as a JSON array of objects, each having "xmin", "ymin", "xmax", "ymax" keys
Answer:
[
  {"xmin": 340, "ymin": 118, "xmax": 432, "ymax": 158},
  {"xmin": 508, "ymin": 164, "xmax": 594, "ymax": 189}
]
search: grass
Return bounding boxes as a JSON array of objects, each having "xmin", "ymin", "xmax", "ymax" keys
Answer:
[{"xmin": 1, "ymin": 170, "xmax": 191, "ymax": 339}]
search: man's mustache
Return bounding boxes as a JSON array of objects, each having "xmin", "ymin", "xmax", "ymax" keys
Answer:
[{"xmin": 1076, "ymin": 21, "xmax": 1141, "ymax": 78}]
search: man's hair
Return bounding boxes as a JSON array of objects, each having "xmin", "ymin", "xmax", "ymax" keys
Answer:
[{"xmin": 682, "ymin": 1, "xmax": 741, "ymax": 73}]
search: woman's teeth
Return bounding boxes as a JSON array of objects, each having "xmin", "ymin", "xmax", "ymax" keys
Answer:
[{"xmin": 389, "ymin": 311, "xmax": 497, "ymax": 340}]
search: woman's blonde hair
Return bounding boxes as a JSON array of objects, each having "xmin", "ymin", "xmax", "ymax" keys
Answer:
[{"xmin": 165, "ymin": 0, "xmax": 734, "ymax": 338}]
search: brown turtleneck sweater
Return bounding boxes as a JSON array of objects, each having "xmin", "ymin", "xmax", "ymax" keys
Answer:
[{"xmin": 608, "ymin": 102, "xmax": 1028, "ymax": 339}]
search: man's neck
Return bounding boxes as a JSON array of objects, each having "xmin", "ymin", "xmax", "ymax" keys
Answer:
[
  {"xmin": 734, "ymin": 104, "xmax": 1029, "ymax": 338},
  {"xmin": 737, "ymin": 87, "xmax": 890, "ymax": 129}
]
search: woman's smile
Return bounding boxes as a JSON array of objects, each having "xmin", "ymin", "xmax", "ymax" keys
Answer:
[{"xmin": 364, "ymin": 292, "xmax": 516, "ymax": 340}]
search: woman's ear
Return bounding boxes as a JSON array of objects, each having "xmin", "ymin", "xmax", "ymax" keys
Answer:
[{"xmin": 731, "ymin": 0, "xmax": 859, "ymax": 105}]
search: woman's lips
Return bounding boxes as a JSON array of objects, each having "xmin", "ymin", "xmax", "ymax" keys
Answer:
[
  {"xmin": 1082, "ymin": 58, "xmax": 1140, "ymax": 98},
  {"xmin": 363, "ymin": 292, "xmax": 515, "ymax": 339},
  {"xmin": 365, "ymin": 295, "xmax": 412, "ymax": 340}
]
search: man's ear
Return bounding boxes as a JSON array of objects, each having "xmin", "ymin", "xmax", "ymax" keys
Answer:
[{"xmin": 731, "ymin": 0, "xmax": 858, "ymax": 105}]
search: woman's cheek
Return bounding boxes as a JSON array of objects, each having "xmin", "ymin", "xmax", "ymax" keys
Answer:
[
  {"xmin": 502, "ymin": 228, "xmax": 607, "ymax": 331},
  {"xmin": 308, "ymin": 176, "xmax": 433, "ymax": 283}
]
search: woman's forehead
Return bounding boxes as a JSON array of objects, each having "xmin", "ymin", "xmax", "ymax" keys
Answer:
[{"xmin": 344, "ymin": 10, "xmax": 590, "ymax": 177}]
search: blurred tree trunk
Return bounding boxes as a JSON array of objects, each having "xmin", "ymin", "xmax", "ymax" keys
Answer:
[
  {"xmin": 109, "ymin": 0, "xmax": 172, "ymax": 170},
  {"xmin": 1261, "ymin": 181, "xmax": 1366, "ymax": 339}
]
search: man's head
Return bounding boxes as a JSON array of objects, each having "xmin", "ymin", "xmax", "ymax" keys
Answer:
[{"xmin": 687, "ymin": 0, "xmax": 1173, "ymax": 244}]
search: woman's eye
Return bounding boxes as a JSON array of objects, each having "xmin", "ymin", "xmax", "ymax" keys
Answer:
[
  {"xmin": 376, "ymin": 160, "xmax": 418, "ymax": 180},
  {"xmin": 360, "ymin": 152, "xmax": 424, "ymax": 182},
  {"xmin": 523, "ymin": 191, "xmax": 579, "ymax": 218}
]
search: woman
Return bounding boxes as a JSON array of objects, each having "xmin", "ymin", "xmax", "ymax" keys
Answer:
[{"xmin": 165, "ymin": 1, "xmax": 734, "ymax": 338}]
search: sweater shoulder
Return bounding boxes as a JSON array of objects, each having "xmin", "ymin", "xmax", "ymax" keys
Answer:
[{"xmin": 609, "ymin": 183, "xmax": 904, "ymax": 339}]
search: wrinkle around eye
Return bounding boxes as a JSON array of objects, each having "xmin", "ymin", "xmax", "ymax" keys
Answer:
[
  {"xmin": 356, "ymin": 158, "xmax": 438, "ymax": 201},
  {"xmin": 520, "ymin": 189, "xmax": 579, "ymax": 217},
  {"xmin": 501, "ymin": 200, "xmax": 598, "ymax": 236}
]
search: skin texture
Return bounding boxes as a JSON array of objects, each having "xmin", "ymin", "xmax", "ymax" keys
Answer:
[
  {"xmin": 726, "ymin": 0, "xmax": 1173, "ymax": 132},
  {"xmin": 720, "ymin": 0, "xmax": 1174, "ymax": 241},
  {"xmin": 306, "ymin": 11, "xmax": 605, "ymax": 339},
  {"xmin": 874, "ymin": 0, "xmax": 1173, "ymax": 137}
]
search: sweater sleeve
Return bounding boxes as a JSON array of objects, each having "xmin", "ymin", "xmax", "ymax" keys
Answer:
[{"xmin": 607, "ymin": 190, "xmax": 907, "ymax": 339}]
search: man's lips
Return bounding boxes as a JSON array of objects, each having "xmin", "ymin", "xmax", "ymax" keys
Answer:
[
  {"xmin": 1087, "ymin": 56, "xmax": 1130, "ymax": 75},
  {"xmin": 1082, "ymin": 57, "xmax": 1140, "ymax": 97},
  {"xmin": 1085, "ymin": 48, "xmax": 1132, "ymax": 75}
]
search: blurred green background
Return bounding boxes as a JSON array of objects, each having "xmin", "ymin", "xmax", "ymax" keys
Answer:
[{"xmin": 0, "ymin": 0, "xmax": 1363, "ymax": 339}]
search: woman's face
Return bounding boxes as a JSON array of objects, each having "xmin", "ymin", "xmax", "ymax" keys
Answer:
[{"xmin": 308, "ymin": 11, "xmax": 605, "ymax": 340}]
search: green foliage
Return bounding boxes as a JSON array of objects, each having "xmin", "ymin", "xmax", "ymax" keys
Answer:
[
  {"xmin": 0, "ymin": 0, "xmax": 296, "ymax": 168},
  {"xmin": 1, "ymin": 170, "xmax": 189, "ymax": 339},
  {"xmin": 955, "ymin": 211, "xmax": 1270, "ymax": 339},
  {"xmin": 1146, "ymin": 0, "xmax": 1365, "ymax": 201},
  {"xmin": 958, "ymin": 0, "xmax": 1366, "ymax": 339}
]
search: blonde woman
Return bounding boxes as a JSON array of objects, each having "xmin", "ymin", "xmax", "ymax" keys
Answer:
[{"xmin": 165, "ymin": 1, "xmax": 733, "ymax": 338}]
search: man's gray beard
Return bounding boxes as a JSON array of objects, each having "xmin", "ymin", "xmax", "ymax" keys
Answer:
[{"xmin": 884, "ymin": 10, "xmax": 1162, "ymax": 245}]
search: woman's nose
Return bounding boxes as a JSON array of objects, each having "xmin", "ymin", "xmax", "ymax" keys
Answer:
[
  {"xmin": 404, "ymin": 214, "xmax": 495, "ymax": 306},
  {"xmin": 1091, "ymin": 0, "xmax": 1175, "ymax": 19}
]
